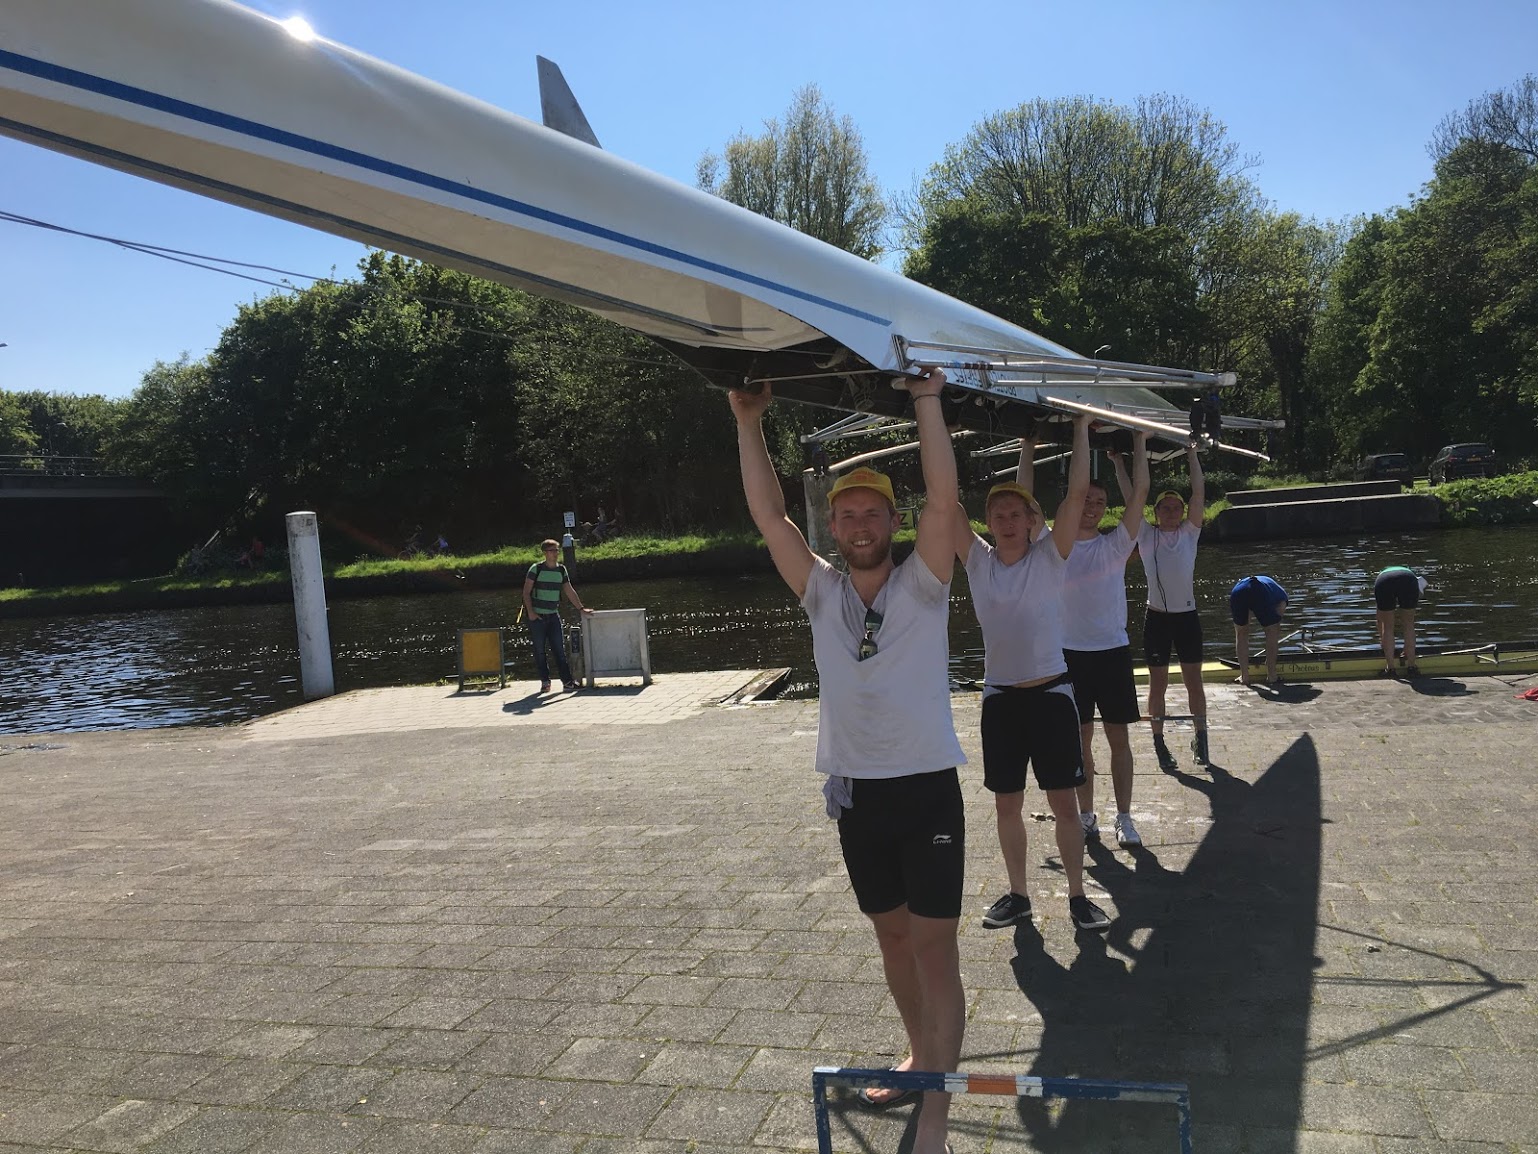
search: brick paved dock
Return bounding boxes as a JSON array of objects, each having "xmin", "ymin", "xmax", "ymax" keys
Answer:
[{"xmin": 2, "ymin": 669, "xmax": 1536, "ymax": 1152}]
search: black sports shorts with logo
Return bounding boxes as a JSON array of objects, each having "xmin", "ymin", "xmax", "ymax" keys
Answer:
[
  {"xmin": 980, "ymin": 675, "xmax": 1086, "ymax": 793},
  {"xmin": 837, "ymin": 767, "xmax": 964, "ymax": 918}
]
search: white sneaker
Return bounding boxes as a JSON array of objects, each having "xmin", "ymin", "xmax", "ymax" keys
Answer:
[
  {"xmin": 1115, "ymin": 814, "xmax": 1142, "ymax": 848},
  {"xmin": 1080, "ymin": 812, "xmax": 1100, "ymax": 842}
]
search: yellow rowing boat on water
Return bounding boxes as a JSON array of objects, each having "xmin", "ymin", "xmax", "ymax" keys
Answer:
[{"xmin": 1133, "ymin": 640, "xmax": 1538, "ymax": 684}]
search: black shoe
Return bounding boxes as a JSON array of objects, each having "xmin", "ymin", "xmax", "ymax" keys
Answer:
[
  {"xmin": 1069, "ymin": 894, "xmax": 1112, "ymax": 932},
  {"xmin": 1153, "ymin": 737, "xmax": 1178, "ymax": 772},
  {"xmin": 982, "ymin": 892, "xmax": 1032, "ymax": 928},
  {"xmin": 1192, "ymin": 730, "xmax": 1210, "ymax": 766}
]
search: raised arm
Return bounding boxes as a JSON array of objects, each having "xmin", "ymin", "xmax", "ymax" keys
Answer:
[
  {"xmin": 1113, "ymin": 431, "xmax": 1150, "ymax": 538},
  {"xmin": 909, "ymin": 368, "xmax": 961, "ymax": 582},
  {"xmin": 1015, "ymin": 426, "xmax": 1037, "ymax": 493},
  {"xmin": 1186, "ymin": 440, "xmax": 1205, "ymax": 527},
  {"xmin": 952, "ymin": 499, "xmax": 979, "ymax": 565},
  {"xmin": 729, "ymin": 384, "xmax": 815, "ymax": 598},
  {"xmin": 1049, "ymin": 415, "xmax": 1091, "ymax": 559}
]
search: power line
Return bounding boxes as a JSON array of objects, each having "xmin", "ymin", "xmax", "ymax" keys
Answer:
[{"xmin": 1, "ymin": 207, "xmax": 721, "ymax": 379}]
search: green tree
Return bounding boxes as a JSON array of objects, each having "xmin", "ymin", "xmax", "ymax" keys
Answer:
[
  {"xmin": 1306, "ymin": 215, "xmax": 1394, "ymax": 462},
  {"xmin": 697, "ymin": 84, "xmax": 887, "ymax": 259},
  {"xmin": 1356, "ymin": 138, "xmax": 1538, "ymax": 465},
  {"xmin": 7, "ymin": 390, "xmax": 120, "ymax": 464},
  {"xmin": 902, "ymin": 94, "xmax": 1339, "ymax": 468},
  {"xmin": 1432, "ymin": 75, "xmax": 1538, "ymax": 163},
  {"xmin": 902, "ymin": 94, "xmax": 1256, "ymax": 242},
  {"xmin": 0, "ymin": 390, "xmax": 39, "ymax": 458},
  {"xmin": 100, "ymin": 356, "xmax": 214, "ymax": 505}
]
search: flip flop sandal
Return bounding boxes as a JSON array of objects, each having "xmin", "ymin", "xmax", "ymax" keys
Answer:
[{"xmin": 855, "ymin": 1071, "xmax": 919, "ymax": 1110}]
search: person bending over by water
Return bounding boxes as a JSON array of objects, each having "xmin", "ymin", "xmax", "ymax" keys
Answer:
[
  {"xmin": 1374, "ymin": 565, "xmax": 1427, "ymax": 677},
  {"xmin": 522, "ymin": 540, "xmax": 593, "ymax": 693},
  {"xmin": 1021, "ymin": 429, "xmax": 1151, "ymax": 849},
  {"xmin": 960, "ymin": 413, "xmax": 1113, "ymax": 933},
  {"xmin": 1229, "ymin": 575, "xmax": 1289, "ymax": 687},
  {"xmin": 1138, "ymin": 441, "xmax": 1209, "ymax": 769},
  {"xmin": 730, "ymin": 370, "xmax": 965, "ymax": 1152}
]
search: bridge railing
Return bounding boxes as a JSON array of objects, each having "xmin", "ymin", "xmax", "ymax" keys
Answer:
[{"xmin": 0, "ymin": 454, "xmax": 111, "ymax": 477}]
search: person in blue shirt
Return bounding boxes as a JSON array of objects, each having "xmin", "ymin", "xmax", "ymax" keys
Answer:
[{"xmin": 1229, "ymin": 575, "xmax": 1289, "ymax": 687}]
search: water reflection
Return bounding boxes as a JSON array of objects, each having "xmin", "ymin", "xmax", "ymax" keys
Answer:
[{"xmin": 2, "ymin": 526, "xmax": 1536, "ymax": 734}]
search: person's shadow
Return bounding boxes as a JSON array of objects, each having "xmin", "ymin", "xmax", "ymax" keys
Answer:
[{"xmin": 999, "ymin": 738, "xmax": 1326, "ymax": 1149}]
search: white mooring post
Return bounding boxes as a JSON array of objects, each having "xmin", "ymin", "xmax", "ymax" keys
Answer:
[
  {"xmin": 285, "ymin": 510, "xmax": 334, "ymax": 700},
  {"xmin": 801, "ymin": 469, "xmax": 836, "ymax": 558}
]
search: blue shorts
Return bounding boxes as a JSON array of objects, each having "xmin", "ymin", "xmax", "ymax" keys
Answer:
[{"xmin": 1229, "ymin": 577, "xmax": 1287, "ymax": 627}]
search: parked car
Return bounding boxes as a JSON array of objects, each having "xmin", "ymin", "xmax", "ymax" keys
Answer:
[
  {"xmin": 1356, "ymin": 452, "xmax": 1413, "ymax": 488},
  {"xmin": 1428, "ymin": 443, "xmax": 1498, "ymax": 485}
]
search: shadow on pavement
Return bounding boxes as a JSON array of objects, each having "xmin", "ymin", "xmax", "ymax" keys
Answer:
[
  {"xmin": 1408, "ymin": 677, "xmax": 1474, "ymax": 697},
  {"xmin": 1002, "ymin": 736, "xmax": 1324, "ymax": 1150},
  {"xmin": 1254, "ymin": 681, "xmax": 1323, "ymax": 703}
]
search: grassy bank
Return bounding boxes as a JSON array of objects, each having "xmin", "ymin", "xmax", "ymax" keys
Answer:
[
  {"xmin": 1433, "ymin": 471, "xmax": 1538, "ymax": 526},
  {"xmin": 0, "ymin": 532, "xmax": 773, "ymax": 616},
  {"xmin": 5, "ymin": 479, "xmax": 1533, "ymax": 619}
]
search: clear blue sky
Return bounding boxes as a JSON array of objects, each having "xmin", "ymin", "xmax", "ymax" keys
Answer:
[{"xmin": 2, "ymin": 0, "xmax": 1534, "ymax": 398}]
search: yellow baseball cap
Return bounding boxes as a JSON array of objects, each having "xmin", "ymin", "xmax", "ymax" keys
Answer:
[
  {"xmin": 986, "ymin": 482, "xmax": 1040, "ymax": 510},
  {"xmin": 1154, "ymin": 489, "xmax": 1186, "ymax": 508},
  {"xmin": 827, "ymin": 467, "xmax": 896, "ymax": 507}
]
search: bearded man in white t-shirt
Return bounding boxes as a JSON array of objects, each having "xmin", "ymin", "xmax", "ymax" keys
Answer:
[{"xmin": 729, "ymin": 368, "xmax": 965, "ymax": 1154}]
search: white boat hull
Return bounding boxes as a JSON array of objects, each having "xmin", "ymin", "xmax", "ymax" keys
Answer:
[{"xmin": 1, "ymin": 0, "xmax": 1217, "ymax": 438}]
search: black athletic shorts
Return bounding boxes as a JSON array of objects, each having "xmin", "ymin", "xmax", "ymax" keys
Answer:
[
  {"xmin": 1064, "ymin": 646, "xmax": 1140, "ymax": 726},
  {"xmin": 838, "ymin": 767, "xmax": 965, "ymax": 919},
  {"xmin": 1143, "ymin": 608, "xmax": 1203, "ymax": 668},
  {"xmin": 1374, "ymin": 569, "xmax": 1421, "ymax": 611},
  {"xmin": 980, "ymin": 676, "xmax": 1086, "ymax": 794}
]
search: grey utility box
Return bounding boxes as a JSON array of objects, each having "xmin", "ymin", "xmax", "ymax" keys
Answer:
[{"xmin": 579, "ymin": 608, "xmax": 652, "ymax": 688}]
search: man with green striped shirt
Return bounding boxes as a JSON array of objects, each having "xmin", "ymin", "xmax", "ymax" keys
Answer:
[{"xmin": 523, "ymin": 539, "xmax": 593, "ymax": 692}]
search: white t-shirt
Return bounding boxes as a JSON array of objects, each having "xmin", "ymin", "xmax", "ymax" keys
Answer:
[
  {"xmin": 1063, "ymin": 524, "xmax": 1139, "ymax": 651},
  {"xmin": 1137, "ymin": 519, "xmax": 1201, "ymax": 612},
  {"xmin": 803, "ymin": 553, "xmax": 966, "ymax": 780},
  {"xmin": 964, "ymin": 535, "xmax": 1069, "ymax": 690}
]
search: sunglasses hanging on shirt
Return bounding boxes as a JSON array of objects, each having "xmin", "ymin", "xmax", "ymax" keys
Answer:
[{"xmin": 858, "ymin": 608, "xmax": 884, "ymax": 662}]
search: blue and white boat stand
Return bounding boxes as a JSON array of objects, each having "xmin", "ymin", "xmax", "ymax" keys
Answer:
[{"xmin": 811, "ymin": 1065, "xmax": 1193, "ymax": 1153}]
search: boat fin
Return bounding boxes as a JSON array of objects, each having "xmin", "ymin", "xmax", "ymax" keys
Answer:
[{"xmin": 536, "ymin": 57, "xmax": 601, "ymax": 148}]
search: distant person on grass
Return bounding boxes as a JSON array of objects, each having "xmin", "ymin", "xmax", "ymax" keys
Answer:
[
  {"xmin": 1374, "ymin": 565, "xmax": 1427, "ymax": 677},
  {"xmin": 522, "ymin": 539, "xmax": 592, "ymax": 693},
  {"xmin": 729, "ymin": 369, "xmax": 964, "ymax": 1154}
]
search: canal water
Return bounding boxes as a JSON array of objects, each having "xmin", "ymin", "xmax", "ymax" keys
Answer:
[{"xmin": 3, "ymin": 526, "xmax": 1536, "ymax": 735}]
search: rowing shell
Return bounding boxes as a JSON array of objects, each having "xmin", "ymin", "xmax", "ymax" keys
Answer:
[
  {"xmin": 1132, "ymin": 642, "xmax": 1538, "ymax": 684},
  {"xmin": 0, "ymin": 0, "xmax": 1277, "ymax": 449}
]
